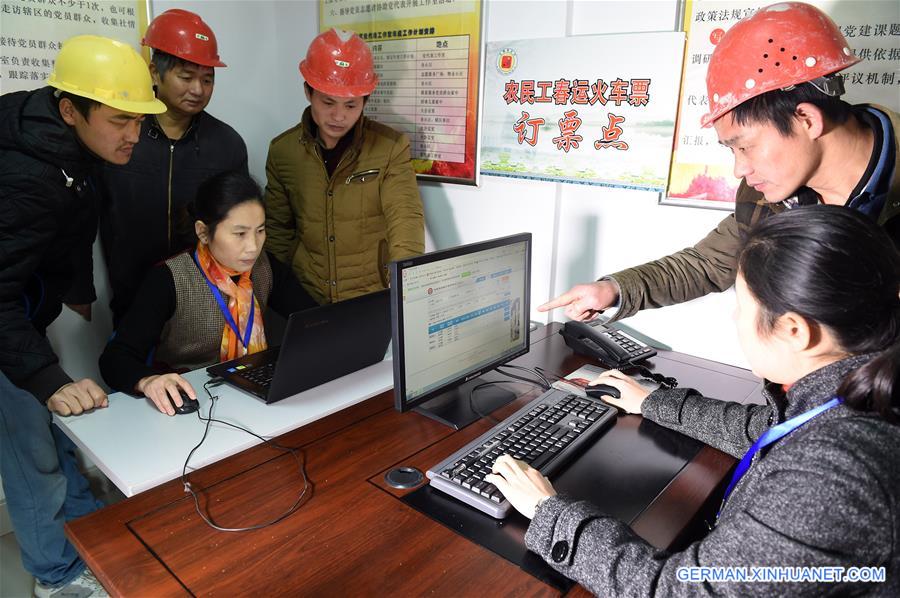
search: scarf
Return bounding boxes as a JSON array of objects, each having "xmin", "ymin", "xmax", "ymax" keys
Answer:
[{"xmin": 194, "ymin": 243, "xmax": 267, "ymax": 361}]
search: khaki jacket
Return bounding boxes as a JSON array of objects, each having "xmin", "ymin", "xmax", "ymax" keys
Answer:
[
  {"xmin": 610, "ymin": 105, "xmax": 900, "ymax": 320},
  {"xmin": 264, "ymin": 108, "xmax": 424, "ymax": 304}
]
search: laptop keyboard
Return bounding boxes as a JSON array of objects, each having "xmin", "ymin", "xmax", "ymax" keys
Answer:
[
  {"xmin": 235, "ymin": 362, "xmax": 276, "ymax": 388},
  {"xmin": 426, "ymin": 388, "xmax": 617, "ymax": 519}
]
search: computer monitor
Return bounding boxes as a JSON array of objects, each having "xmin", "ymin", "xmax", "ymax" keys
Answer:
[{"xmin": 390, "ymin": 233, "xmax": 531, "ymax": 429}]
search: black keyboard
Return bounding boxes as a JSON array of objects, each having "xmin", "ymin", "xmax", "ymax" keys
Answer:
[
  {"xmin": 426, "ymin": 389, "xmax": 617, "ymax": 518},
  {"xmin": 236, "ymin": 362, "xmax": 276, "ymax": 388}
]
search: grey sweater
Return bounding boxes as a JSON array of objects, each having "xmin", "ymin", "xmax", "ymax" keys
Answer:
[{"xmin": 524, "ymin": 355, "xmax": 899, "ymax": 596}]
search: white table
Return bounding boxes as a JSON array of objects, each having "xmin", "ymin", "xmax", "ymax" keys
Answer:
[{"xmin": 54, "ymin": 360, "xmax": 394, "ymax": 497}]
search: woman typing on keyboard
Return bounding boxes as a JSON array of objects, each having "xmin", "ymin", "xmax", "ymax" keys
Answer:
[
  {"xmin": 99, "ymin": 172, "xmax": 315, "ymax": 415},
  {"xmin": 486, "ymin": 206, "xmax": 900, "ymax": 596}
]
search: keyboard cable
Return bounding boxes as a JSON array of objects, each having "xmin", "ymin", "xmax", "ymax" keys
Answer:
[
  {"xmin": 495, "ymin": 364, "xmax": 552, "ymax": 389},
  {"xmin": 469, "ymin": 366, "xmax": 551, "ymax": 425}
]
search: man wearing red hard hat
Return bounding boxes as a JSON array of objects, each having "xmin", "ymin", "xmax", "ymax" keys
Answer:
[
  {"xmin": 264, "ymin": 28, "xmax": 424, "ymax": 305},
  {"xmin": 97, "ymin": 9, "xmax": 249, "ymax": 325},
  {"xmin": 541, "ymin": 1, "xmax": 898, "ymax": 323}
]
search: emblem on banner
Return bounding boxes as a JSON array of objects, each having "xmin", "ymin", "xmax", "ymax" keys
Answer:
[{"xmin": 496, "ymin": 48, "xmax": 517, "ymax": 75}]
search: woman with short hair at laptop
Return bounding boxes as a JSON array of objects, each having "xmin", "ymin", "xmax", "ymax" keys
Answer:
[
  {"xmin": 487, "ymin": 206, "xmax": 900, "ymax": 596},
  {"xmin": 99, "ymin": 171, "xmax": 316, "ymax": 415}
]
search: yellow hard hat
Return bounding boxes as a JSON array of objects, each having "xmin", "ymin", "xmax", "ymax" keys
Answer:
[{"xmin": 48, "ymin": 35, "xmax": 166, "ymax": 114}]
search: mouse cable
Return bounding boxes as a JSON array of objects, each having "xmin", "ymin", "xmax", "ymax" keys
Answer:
[
  {"xmin": 630, "ymin": 365, "xmax": 679, "ymax": 390},
  {"xmin": 533, "ymin": 366, "xmax": 565, "ymax": 385},
  {"xmin": 529, "ymin": 362, "xmax": 675, "ymax": 392},
  {"xmin": 494, "ymin": 364, "xmax": 552, "ymax": 390},
  {"xmin": 179, "ymin": 379, "xmax": 312, "ymax": 533}
]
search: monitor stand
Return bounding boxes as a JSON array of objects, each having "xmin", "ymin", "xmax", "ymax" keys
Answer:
[{"xmin": 413, "ymin": 374, "xmax": 517, "ymax": 430}]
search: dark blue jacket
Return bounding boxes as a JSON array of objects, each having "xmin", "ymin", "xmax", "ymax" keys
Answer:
[{"xmin": 97, "ymin": 111, "xmax": 247, "ymax": 324}]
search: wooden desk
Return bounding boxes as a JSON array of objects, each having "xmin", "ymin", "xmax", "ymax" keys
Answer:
[{"xmin": 66, "ymin": 324, "xmax": 758, "ymax": 596}]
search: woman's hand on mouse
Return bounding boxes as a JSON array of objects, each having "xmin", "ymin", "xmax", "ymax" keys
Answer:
[
  {"xmin": 136, "ymin": 373, "xmax": 195, "ymax": 416},
  {"xmin": 589, "ymin": 370, "xmax": 650, "ymax": 414}
]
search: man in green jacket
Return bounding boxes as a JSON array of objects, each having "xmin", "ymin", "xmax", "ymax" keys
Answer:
[
  {"xmin": 264, "ymin": 28, "xmax": 424, "ymax": 305},
  {"xmin": 541, "ymin": 2, "xmax": 899, "ymax": 323}
]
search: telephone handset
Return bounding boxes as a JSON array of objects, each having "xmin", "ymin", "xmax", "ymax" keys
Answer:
[{"xmin": 559, "ymin": 320, "xmax": 656, "ymax": 367}]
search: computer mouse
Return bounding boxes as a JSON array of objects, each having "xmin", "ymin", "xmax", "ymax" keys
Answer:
[
  {"xmin": 170, "ymin": 390, "xmax": 199, "ymax": 415},
  {"xmin": 585, "ymin": 384, "xmax": 621, "ymax": 400}
]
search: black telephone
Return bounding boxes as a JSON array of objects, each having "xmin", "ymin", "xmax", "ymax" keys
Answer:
[{"xmin": 559, "ymin": 320, "xmax": 656, "ymax": 367}]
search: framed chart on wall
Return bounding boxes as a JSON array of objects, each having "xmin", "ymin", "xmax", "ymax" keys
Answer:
[
  {"xmin": 0, "ymin": 0, "xmax": 150, "ymax": 94},
  {"xmin": 666, "ymin": 0, "xmax": 900, "ymax": 209},
  {"xmin": 319, "ymin": 0, "xmax": 483, "ymax": 185},
  {"xmin": 319, "ymin": 0, "xmax": 484, "ymax": 185}
]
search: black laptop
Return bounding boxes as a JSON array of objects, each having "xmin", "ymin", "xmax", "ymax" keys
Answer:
[{"xmin": 207, "ymin": 290, "xmax": 391, "ymax": 403}]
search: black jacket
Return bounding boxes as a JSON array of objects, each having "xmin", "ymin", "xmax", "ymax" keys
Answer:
[
  {"xmin": 99, "ymin": 252, "xmax": 316, "ymax": 393},
  {"xmin": 0, "ymin": 87, "xmax": 99, "ymax": 401},
  {"xmin": 98, "ymin": 111, "xmax": 248, "ymax": 324}
]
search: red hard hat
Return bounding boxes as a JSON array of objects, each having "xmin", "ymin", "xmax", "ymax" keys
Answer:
[
  {"xmin": 142, "ymin": 9, "xmax": 226, "ymax": 68},
  {"xmin": 299, "ymin": 28, "xmax": 377, "ymax": 97},
  {"xmin": 701, "ymin": 2, "xmax": 859, "ymax": 127}
]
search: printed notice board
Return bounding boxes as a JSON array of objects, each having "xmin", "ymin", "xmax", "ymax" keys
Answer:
[
  {"xmin": 0, "ymin": 0, "xmax": 150, "ymax": 94},
  {"xmin": 481, "ymin": 32, "xmax": 685, "ymax": 192},
  {"xmin": 321, "ymin": 0, "xmax": 484, "ymax": 185}
]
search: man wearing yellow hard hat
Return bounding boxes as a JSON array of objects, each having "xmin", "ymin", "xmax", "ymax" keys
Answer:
[{"xmin": 0, "ymin": 35, "xmax": 164, "ymax": 598}]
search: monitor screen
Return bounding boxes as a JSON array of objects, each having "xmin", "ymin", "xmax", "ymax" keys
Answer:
[{"xmin": 390, "ymin": 233, "xmax": 531, "ymax": 422}]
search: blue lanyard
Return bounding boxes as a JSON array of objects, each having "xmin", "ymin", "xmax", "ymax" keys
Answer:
[
  {"xmin": 718, "ymin": 397, "xmax": 842, "ymax": 517},
  {"xmin": 192, "ymin": 250, "xmax": 254, "ymax": 350}
]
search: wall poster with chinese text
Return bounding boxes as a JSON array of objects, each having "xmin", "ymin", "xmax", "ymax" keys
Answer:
[
  {"xmin": 480, "ymin": 32, "xmax": 684, "ymax": 192},
  {"xmin": 320, "ymin": 0, "xmax": 484, "ymax": 185},
  {"xmin": 0, "ymin": 0, "xmax": 150, "ymax": 94},
  {"xmin": 667, "ymin": 0, "xmax": 900, "ymax": 209}
]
